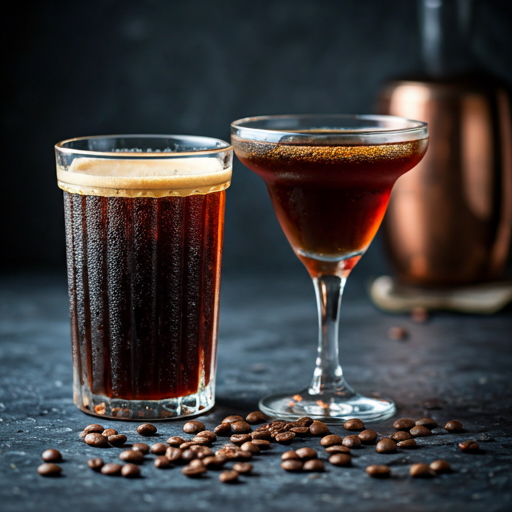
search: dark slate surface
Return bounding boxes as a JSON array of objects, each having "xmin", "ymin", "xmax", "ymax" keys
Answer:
[{"xmin": 1, "ymin": 271, "xmax": 511, "ymax": 512}]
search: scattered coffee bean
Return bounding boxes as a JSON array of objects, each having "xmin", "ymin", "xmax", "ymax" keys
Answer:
[
  {"xmin": 325, "ymin": 445, "xmax": 351, "ymax": 454},
  {"xmin": 411, "ymin": 306, "xmax": 429, "ymax": 323},
  {"xmin": 101, "ymin": 463, "xmax": 122, "ymax": 476},
  {"xmin": 295, "ymin": 447, "xmax": 317, "ymax": 460},
  {"xmin": 154, "ymin": 455, "xmax": 171, "ymax": 468},
  {"xmin": 183, "ymin": 420, "xmax": 205, "ymax": 434},
  {"xmin": 190, "ymin": 436, "xmax": 211, "ymax": 445},
  {"xmin": 203, "ymin": 456, "xmax": 226, "ymax": 468},
  {"xmin": 282, "ymin": 451, "xmax": 300, "ymax": 461},
  {"xmin": 320, "ymin": 434, "xmax": 343, "ymax": 447},
  {"xmin": 410, "ymin": 463, "xmax": 435, "ymax": 478},
  {"xmin": 444, "ymin": 420, "xmax": 464, "ymax": 432},
  {"xmin": 41, "ymin": 449, "xmax": 62, "ymax": 463},
  {"xmin": 397, "ymin": 439, "xmax": 418, "ymax": 449},
  {"xmin": 296, "ymin": 417, "xmax": 314, "ymax": 427},
  {"xmin": 388, "ymin": 326, "xmax": 408, "ymax": 340},
  {"xmin": 251, "ymin": 439, "xmax": 271, "ymax": 449},
  {"xmin": 410, "ymin": 425, "xmax": 432, "ymax": 437},
  {"xmin": 180, "ymin": 442, "xmax": 200, "ymax": 450},
  {"xmin": 342, "ymin": 435, "xmax": 361, "ymax": 448},
  {"xmin": 188, "ymin": 459, "xmax": 206, "ymax": 468},
  {"xmin": 233, "ymin": 462, "xmax": 253, "ymax": 474},
  {"xmin": 358, "ymin": 429, "xmax": 378, "ymax": 443},
  {"xmin": 137, "ymin": 423, "xmax": 157, "ymax": 436},
  {"xmin": 132, "ymin": 443, "xmax": 150, "ymax": 454},
  {"xmin": 275, "ymin": 432, "xmax": 295, "ymax": 444},
  {"xmin": 121, "ymin": 463, "xmax": 140, "ymax": 478},
  {"xmin": 309, "ymin": 420, "xmax": 329, "ymax": 436},
  {"xmin": 366, "ymin": 464, "xmax": 391, "ymax": 478},
  {"xmin": 181, "ymin": 449, "xmax": 198, "ymax": 462},
  {"xmin": 214, "ymin": 423, "xmax": 232, "ymax": 436},
  {"xmin": 303, "ymin": 459, "xmax": 324, "ymax": 472},
  {"xmin": 222, "ymin": 415, "xmax": 245, "ymax": 424},
  {"xmin": 251, "ymin": 430, "xmax": 272, "ymax": 441},
  {"xmin": 458, "ymin": 440, "xmax": 480, "ymax": 452},
  {"xmin": 219, "ymin": 469, "xmax": 239, "ymax": 483},
  {"xmin": 376, "ymin": 438, "xmax": 397, "ymax": 453},
  {"xmin": 343, "ymin": 418, "xmax": 365, "ymax": 431},
  {"xmin": 281, "ymin": 459, "xmax": 303, "ymax": 472},
  {"xmin": 119, "ymin": 450, "xmax": 144, "ymax": 463},
  {"xmin": 393, "ymin": 418, "xmax": 415, "ymax": 430},
  {"xmin": 37, "ymin": 463, "xmax": 62, "ymax": 476},
  {"xmin": 289, "ymin": 427, "xmax": 310, "ymax": 436},
  {"xmin": 182, "ymin": 464, "xmax": 207, "ymax": 477},
  {"xmin": 230, "ymin": 421, "xmax": 252, "ymax": 434},
  {"xmin": 415, "ymin": 417, "xmax": 438, "ymax": 429},
  {"xmin": 83, "ymin": 424, "xmax": 104, "ymax": 434},
  {"xmin": 151, "ymin": 443, "xmax": 168, "ymax": 455},
  {"xmin": 430, "ymin": 459, "xmax": 451, "ymax": 473},
  {"xmin": 102, "ymin": 428, "xmax": 117, "ymax": 437},
  {"xmin": 166, "ymin": 436, "xmax": 186, "ymax": 446},
  {"xmin": 196, "ymin": 431, "xmax": 217, "ymax": 442},
  {"xmin": 84, "ymin": 433, "xmax": 109, "ymax": 447},
  {"xmin": 230, "ymin": 434, "xmax": 252, "ymax": 444},
  {"xmin": 329, "ymin": 453, "xmax": 351, "ymax": 467},
  {"xmin": 165, "ymin": 447, "xmax": 183, "ymax": 462},
  {"xmin": 392, "ymin": 431, "xmax": 413, "ymax": 442},
  {"xmin": 108, "ymin": 434, "xmax": 127, "ymax": 446},
  {"xmin": 240, "ymin": 442, "xmax": 260, "ymax": 454},
  {"xmin": 87, "ymin": 458, "xmax": 104, "ymax": 471},
  {"xmin": 246, "ymin": 411, "xmax": 269, "ymax": 424}
]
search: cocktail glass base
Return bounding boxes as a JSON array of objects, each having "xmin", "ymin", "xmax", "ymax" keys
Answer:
[{"xmin": 259, "ymin": 388, "xmax": 395, "ymax": 423}]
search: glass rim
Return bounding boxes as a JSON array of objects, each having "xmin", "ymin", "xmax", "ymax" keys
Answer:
[
  {"xmin": 231, "ymin": 114, "xmax": 428, "ymax": 143},
  {"xmin": 55, "ymin": 134, "xmax": 232, "ymax": 158}
]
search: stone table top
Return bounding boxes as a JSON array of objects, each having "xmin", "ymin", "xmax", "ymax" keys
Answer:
[{"xmin": 1, "ymin": 272, "xmax": 511, "ymax": 512}]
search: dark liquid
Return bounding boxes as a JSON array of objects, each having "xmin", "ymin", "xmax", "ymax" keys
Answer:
[
  {"xmin": 63, "ymin": 191, "xmax": 225, "ymax": 401},
  {"xmin": 233, "ymin": 136, "xmax": 428, "ymax": 275}
]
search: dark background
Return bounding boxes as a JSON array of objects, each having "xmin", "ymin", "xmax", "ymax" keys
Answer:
[{"xmin": 3, "ymin": 0, "xmax": 512, "ymax": 279}]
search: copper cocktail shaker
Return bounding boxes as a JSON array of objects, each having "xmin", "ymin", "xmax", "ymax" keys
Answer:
[{"xmin": 378, "ymin": 0, "xmax": 512, "ymax": 288}]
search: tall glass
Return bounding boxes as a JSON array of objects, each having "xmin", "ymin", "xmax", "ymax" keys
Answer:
[
  {"xmin": 55, "ymin": 135, "xmax": 232, "ymax": 420},
  {"xmin": 231, "ymin": 115, "xmax": 428, "ymax": 422}
]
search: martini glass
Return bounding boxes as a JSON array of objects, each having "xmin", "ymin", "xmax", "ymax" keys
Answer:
[{"xmin": 231, "ymin": 114, "xmax": 428, "ymax": 422}]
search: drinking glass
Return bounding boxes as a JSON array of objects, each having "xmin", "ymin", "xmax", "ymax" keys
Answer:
[{"xmin": 231, "ymin": 115, "xmax": 428, "ymax": 422}]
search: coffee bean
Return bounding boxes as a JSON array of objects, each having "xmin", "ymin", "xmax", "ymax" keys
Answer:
[
  {"xmin": 320, "ymin": 434, "xmax": 343, "ymax": 447},
  {"xmin": 366, "ymin": 464, "xmax": 391, "ymax": 478},
  {"xmin": 303, "ymin": 459, "xmax": 324, "ymax": 472},
  {"xmin": 410, "ymin": 425, "xmax": 432, "ymax": 437},
  {"xmin": 309, "ymin": 421, "xmax": 329, "ymax": 436},
  {"xmin": 180, "ymin": 442, "xmax": 202, "ymax": 450},
  {"xmin": 189, "ymin": 436, "xmax": 211, "ymax": 445},
  {"xmin": 325, "ymin": 445, "xmax": 351, "ymax": 454},
  {"xmin": 181, "ymin": 449, "xmax": 198, "ymax": 462},
  {"xmin": 444, "ymin": 420, "xmax": 464, "ymax": 432},
  {"xmin": 108, "ymin": 434, "xmax": 127, "ymax": 446},
  {"xmin": 358, "ymin": 429, "xmax": 378, "ymax": 443},
  {"xmin": 165, "ymin": 447, "xmax": 183, "ymax": 462},
  {"xmin": 411, "ymin": 306, "xmax": 429, "ymax": 323},
  {"xmin": 188, "ymin": 459, "xmax": 206, "ymax": 468},
  {"xmin": 154, "ymin": 455, "xmax": 171, "ymax": 468},
  {"xmin": 246, "ymin": 411, "xmax": 269, "ymax": 424},
  {"xmin": 281, "ymin": 451, "xmax": 299, "ymax": 461},
  {"xmin": 251, "ymin": 430, "xmax": 272, "ymax": 441},
  {"xmin": 137, "ymin": 423, "xmax": 157, "ymax": 436},
  {"xmin": 132, "ymin": 443, "xmax": 150, "ymax": 454},
  {"xmin": 196, "ymin": 431, "xmax": 217, "ymax": 442},
  {"xmin": 84, "ymin": 433, "xmax": 109, "ymax": 447},
  {"xmin": 219, "ymin": 470, "xmax": 239, "ymax": 483},
  {"xmin": 388, "ymin": 326, "xmax": 408, "ymax": 340},
  {"xmin": 102, "ymin": 429, "xmax": 118, "ymax": 437},
  {"xmin": 458, "ymin": 440, "xmax": 480, "ymax": 452},
  {"xmin": 275, "ymin": 431, "xmax": 295, "ymax": 444},
  {"xmin": 87, "ymin": 458, "xmax": 104, "ymax": 471},
  {"xmin": 235, "ymin": 450, "xmax": 253, "ymax": 461},
  {"xmin": 151, "ymin": 443, "xmax": 168, "ymax": 455},
  {"xmin": 230, "ymin": 434, "xmax": 252, "ymax": 444},
  {"xmin": 393, "ymin": 418, "xmax": 415, "ymax": 430},
  {"xmin": 214, "ymin": 423, "xmax": 232, "ymax": 436},
  {"xmin": 182, "ymin": 464, "xmax": 207, "ymax": 477},
  {"xmin": 397, "ymin": 439, "xmax": 418, "ymax": 449},
  {"xmin": 121, "ymin": 463, "xmax": 141, "ymax": 478},
  {"xmin": 101, "ymin": 463, "xmax": 122, "ymax": 476},
  {"xmin": 203, "ymin": 456, "xmax": 227, "ymax": 468},
  {"xmin": 392, "ymin": 431, "xmax": 413, "ymax": 442},
  {"xmin": 37, "ymin": 463, "xmax": 62, "ymax": 476},
  {"xmin": 240, "ymin": 442, "xmax": 260, "ymax": 454},
  {"xmin": 233, "ymin": 462, "xmax": 253, "ymax": 474},
  {"xmin": 222, "ymin": 415, "xmax": 245, "ymax": 424},
  {"xmin": 410, "ymin": 463, "xmax": 435, "ymax": 478},
  {"xmin": 281, "ymin": 459, "xmax": 303, "ymax": 471},
  {"xmin": 251, "ymin": 439, "xmax": 271, "ymax": 449},
  {"xmin": 289, "ymin": 427, "xmax": 310, "ymax": 436},
  {"xmin": 119, "ymin": 450, "xmax": 144, "ymax": 463},
  {"xmin": 430, "ymin": 459, "xmax": 451, "ymax": 473},
  {"xmin": 295, "ymin": 447, "xmax": 317, "ymax": 460},
  {"xmin": 41, "ymin": 449, "xmax": 62, "ymax": 463},
  {"xmin": 296, "ymin": 417, "xmax": 314, "ymax": 427},
  {"xmin": 230, "ymin": 421, "xmax": 252, "ymax": 434},
  {"xmin": 166, "ymin": 436, "xmax": 186, "ymax": 446},
  {"xmin": 329, "ymin": 453, "xmax": 351, "ymax": 467},
  {"xmin": 376, "ymin": 438, "xmax": 397, "ymax": 453},
  {"xmin": 83, "ymin": 424, "xmax": 104, "ymax": 434},
  {"xmin": 182, "ymin": 420, "xmax": 205, "ymax": 434},
  {"xmin": 415, "ymin": 417, "xmax": 438, "ymax": 429},
  {"xmin": 195, "ymin": 447, "xmax": 213, "ymax": 459},
  {"xmin": 343, "ymin": 418, "xmax": 365, "ymax": 431},
  {"xmin": 269, "ymin": 420, "xmax": 288, "ymax": 430},
  {"xmin": 342, "ymin": 435, "xmax": 361, "ymax": 448}
]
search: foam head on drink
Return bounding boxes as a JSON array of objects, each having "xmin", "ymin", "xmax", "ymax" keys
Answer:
[{"xmin": 58, "ymin": 155, "xmax": 231, "ymax": 417}]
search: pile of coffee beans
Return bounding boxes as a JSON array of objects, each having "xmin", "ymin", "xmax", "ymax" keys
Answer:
[{"xmin": 36, "ymin": 412, "xmax": 480, "ymax": 482}]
